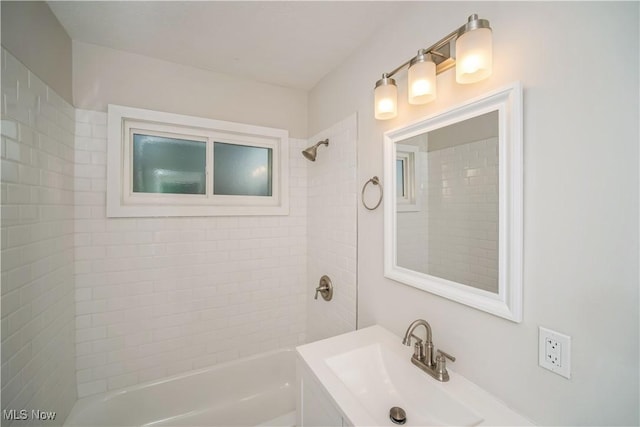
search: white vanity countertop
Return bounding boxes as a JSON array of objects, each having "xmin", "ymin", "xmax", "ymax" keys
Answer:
[{"xmin": 296, "ymin": 325, "xmax": 534, "ymax": 427}]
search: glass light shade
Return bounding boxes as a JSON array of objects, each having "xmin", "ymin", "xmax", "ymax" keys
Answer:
[
  {"xmin": 455, "ymin": 27, "xmax": 492, "ymax": 84},
  {"xmin": 408, "ymin": 56, "xmax": 437, "ymax": 105},
  {"xmin": 374, "ymin": 77, "xmax": 398, "ymax": 120}
]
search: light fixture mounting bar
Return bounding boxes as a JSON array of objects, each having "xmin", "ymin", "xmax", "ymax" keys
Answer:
[{"xmin": 384, "ymin": 28, "xmax": 459, "ymax": 79}]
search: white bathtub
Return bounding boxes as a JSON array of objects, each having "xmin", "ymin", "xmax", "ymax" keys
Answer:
[{"xmin": 64, "ymin": 349, "xmax": 296, "ymax": 427}]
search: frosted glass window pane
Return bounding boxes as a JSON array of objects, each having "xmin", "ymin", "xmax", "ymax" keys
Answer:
[
  {"xmin": 397, "ymin": 159, "xmax": 405, "ymax": 197},
  {"xmin": 132, "ymin": 134, "xmax": 206, "ymax": 194},
  {"xmin": 214, "ymin": 142, "xmax": 272, "ymax": 196}
]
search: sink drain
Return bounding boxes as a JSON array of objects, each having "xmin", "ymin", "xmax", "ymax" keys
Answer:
[{"xmin": 389, "ymin": 406, "xmax": 406, "ymax": 425}]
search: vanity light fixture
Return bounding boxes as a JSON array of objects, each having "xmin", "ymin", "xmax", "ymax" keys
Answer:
[{"xmin": 374, "ymin": 14, "xmax": 492, "ymax": 120}]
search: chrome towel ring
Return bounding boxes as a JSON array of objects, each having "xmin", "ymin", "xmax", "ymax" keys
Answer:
[{"xmin": 362, "ymin": 176, "xmax": 383, "ymax": 211}]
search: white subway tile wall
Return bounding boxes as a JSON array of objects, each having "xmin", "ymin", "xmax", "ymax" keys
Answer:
[
  {"xmin": 73, "ymin": 109, "xmax": 308, "ymax": 397},
  {"xmin": 2, "ymin": 47, "xmax": 352, "ymax": 410},
  {"xmin": 306, "ymin": 114, "xmax": 357, "ymax": 342},
  {"xmin": 1, "ymin": 49, "xmax": 77, "ymax": 426},
  {"xmin": 427, "ymin": 138, "xmax": 499, "ymax": 292}
]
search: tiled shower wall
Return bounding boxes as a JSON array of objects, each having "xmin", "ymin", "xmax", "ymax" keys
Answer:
[
  {"xmin": 73, "ymin": 110, "xmax": 308, "ymax": 397},
  {"xmin": 427, "ymin": 138, "xmax": 499, "ymax": 292},
  {"xmin": 1, "ymin": 49, "xmax": 77, "ymax": 426},
  {"xmin": 2, "ymin": 49, "xmax": 355, "ymax": 406},
  {"xmin": 306, "ymin": 114, "xmax": 357, "ymax": 342}
]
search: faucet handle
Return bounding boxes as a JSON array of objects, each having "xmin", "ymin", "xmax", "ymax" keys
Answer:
[
  {"xmin": 436, "ymin": 349, "xmax": 455, "ymax": 362},
  {"xmin": 435, "ymin": 349, "xmax": 455, "ymax": 381},
  {"xmin": 314, "ymin": 276, "xmax": 333, "ymax": 301},
  {"xmin": 314, "ymin": 284, "xmax": 328, "ymax": 300},
  {"xmin": 436, "ymin": 349, "xmax": 455, "ymax": 375}
]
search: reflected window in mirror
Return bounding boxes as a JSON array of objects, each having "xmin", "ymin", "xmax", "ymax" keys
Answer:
[
  {"xmin": 396, "ymin": 144, "xmax": 419, "ymax": 212},
  {"xmin": 396, "ymin": 159, "xmax": 405, "ymax": 197}
]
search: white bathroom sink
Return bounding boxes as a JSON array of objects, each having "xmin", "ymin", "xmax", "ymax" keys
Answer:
[
  {"xmin": 296, "ymin": 325, "xmax": 533, "ymax": 426},
  {"xmin": 325, "ymin": 343, "xmax": 482, "ymax": 426}
]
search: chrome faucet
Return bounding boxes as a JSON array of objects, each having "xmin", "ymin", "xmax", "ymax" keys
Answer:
[{"xmin": 402, "ymin": 319, "xmax": 455, "ymax": 382}]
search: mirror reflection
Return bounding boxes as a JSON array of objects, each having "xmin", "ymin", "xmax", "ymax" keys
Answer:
[{"xmin": 395, "ymin": 110, "xmax": 499, "ymax": 293}]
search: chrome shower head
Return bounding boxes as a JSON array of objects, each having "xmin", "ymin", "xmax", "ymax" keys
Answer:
[{"xmin": 302, "ymin": 139, "xmax": 329, "ymax": 161}]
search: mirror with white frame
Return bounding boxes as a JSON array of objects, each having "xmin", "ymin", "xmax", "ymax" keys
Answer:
[{"xmin": 383, "ymin": 82, "xmax": 523, "ymax": 322}]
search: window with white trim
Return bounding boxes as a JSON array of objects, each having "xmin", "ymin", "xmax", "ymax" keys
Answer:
[
  {"xmin": 396, "ymin": 144, "xmax": 420, "ymax": 212},
  {"xmin": 107, "ymin": 105, "xmax": 289, "ymax": 217}
]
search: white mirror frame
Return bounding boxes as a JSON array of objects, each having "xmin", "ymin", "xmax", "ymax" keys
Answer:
[{"xmin": 383, "ymin": 82, "xmax": 523, "ymax": 322}]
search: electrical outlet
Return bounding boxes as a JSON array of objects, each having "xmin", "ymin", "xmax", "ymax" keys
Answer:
[
  {"xmin": 539, "ymin": 326, "xmax": 571, "ymax": 379},
  {"xmin": 545, "ymin": 337, "xmax": 561, "ymax": 366}
]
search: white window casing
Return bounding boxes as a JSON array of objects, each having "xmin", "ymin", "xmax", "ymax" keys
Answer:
[{"xmin": 107, "ymin": 104, "xmax": 289, "ymax": 217}]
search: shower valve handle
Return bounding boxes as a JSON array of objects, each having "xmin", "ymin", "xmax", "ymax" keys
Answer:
[
  {"xmin": 314, "ymin": 285, "xmax": 329, "ymax": 300},
  {"xmin": 314, "ymin": 275, "xmax": 333, "ymax": 301}
]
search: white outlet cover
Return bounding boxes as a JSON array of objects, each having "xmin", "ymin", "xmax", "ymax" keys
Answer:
[{"xmin": 538, "ymin": 326, "xmax": 571, "ymax": 379}]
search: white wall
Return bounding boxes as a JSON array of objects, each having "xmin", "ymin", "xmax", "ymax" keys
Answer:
[
  {"xmin": 305, "ymin": 115, "xmax": 358, "ymax": 342},
  {"xmin": 0, "ymin": 1, "xmax": 73, "ymax": 104},
  {"xmin": 73, "ymin": 109, "xmax": 308, "ymax": 397},
  {"xmin": 309, "ymin": 2, "xmax": 639, "ymax": 425},
  {"xmin": 73, "ymin": 41, "xmax": 309, "ymax": 139},
  {"xmin": 1, "ymin": 49, "xmax": 77, "ymax": 426}
]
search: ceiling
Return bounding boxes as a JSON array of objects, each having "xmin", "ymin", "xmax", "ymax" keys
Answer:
[{"xmin": 48, "ymin": 1, "xmax": 407, "ymax": 91}]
